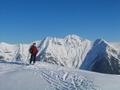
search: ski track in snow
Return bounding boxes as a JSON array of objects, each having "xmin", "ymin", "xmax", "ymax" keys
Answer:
[
  {"xmin": 24, "ymin": 63, "xmax": 100, "ymax": 90},
  {"xmin": 41, "ymin": 70, "xmax": 100, "ymax": 90}
]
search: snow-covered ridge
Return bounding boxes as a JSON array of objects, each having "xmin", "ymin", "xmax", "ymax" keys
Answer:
[{"xmin": 0, "ymin": 42, "xmax": 30, "ymax": 62}]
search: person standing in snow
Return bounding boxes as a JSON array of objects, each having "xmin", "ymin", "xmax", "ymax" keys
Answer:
[{"xmin": 29, "ymin": 43, "xmax": 38, "ymax": 64}]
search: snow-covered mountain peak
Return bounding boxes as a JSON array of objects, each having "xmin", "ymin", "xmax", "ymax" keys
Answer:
[
  {"xmin": 81, "ymin": 38, "xmax": 120, "ymax": 74},
  {"xmin": 36, "ymin": 35, "xmax": 91, "ymax": 68},
  {"xmin": 92, "ymin": 38, "xmax": 118, "ymax": 55},
  {"xmin": 93, "ymin": 39, "xmax": 110, "ymax": 48},
  {"xmin": 64, "ymin": 34, "xmax": 82, "ymax": 40},
  {"xmin": 64, "ymin": 34, "xmax": 90, "ymax": 44}
]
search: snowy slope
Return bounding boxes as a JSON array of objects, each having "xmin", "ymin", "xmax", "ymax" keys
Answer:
[
  {"xmin": 0, "ymin": 63, "xmax": 54, "ymax": 90},
  {"xmin": 1, "ymin": 62, "xmax": 120, "ymax": 90}
]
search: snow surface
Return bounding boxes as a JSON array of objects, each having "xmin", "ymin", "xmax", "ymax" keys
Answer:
[
  {"xmin": 0, "ymin": 67, "xmax": 54, "ymax": 90},
  {"xmin": 0, "ymin": 61, "xmax": 120, "ymax": 90}
]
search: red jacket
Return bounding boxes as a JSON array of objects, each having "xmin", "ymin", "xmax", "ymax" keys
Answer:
[{"xmin": 29, "ymin": 45, "xmax": 38, "ymax": 55}]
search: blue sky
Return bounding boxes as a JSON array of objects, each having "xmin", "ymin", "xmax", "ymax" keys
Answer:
[{"xmin": 0, "ymin": 0, "xmax": 120, "ymax": 43}]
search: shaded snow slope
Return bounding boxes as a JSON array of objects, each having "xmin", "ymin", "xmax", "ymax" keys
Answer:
[{"xmin": 81, "ymin": 39, "xmax": 120, "ymax": 74}]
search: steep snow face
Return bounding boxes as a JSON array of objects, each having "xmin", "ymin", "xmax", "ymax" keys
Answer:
[
  {"xmin": 37, "ymin": 35, "xmax": 92, "ymax": 68},
  {"xmin": 0, "ymin": 42, "xmax": 30, "ymax": 62},
  {"xmin": 81, "ymin": 39, "xmax": 120, "ymax": 74}
]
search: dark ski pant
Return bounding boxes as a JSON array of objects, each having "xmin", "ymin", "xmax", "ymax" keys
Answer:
[{"xmin": 30, "ymin": 54, "xmax": 36, "ymax": 64}]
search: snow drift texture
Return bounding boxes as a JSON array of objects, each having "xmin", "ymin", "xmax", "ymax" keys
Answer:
[{"xmin": 0, "ymin": 35, "xmax": 120, "ymax": 74}]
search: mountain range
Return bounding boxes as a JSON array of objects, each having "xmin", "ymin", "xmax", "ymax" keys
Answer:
[{"xmin": 0, "ymin": 35, "xmax": 120, "ymax": 74}]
